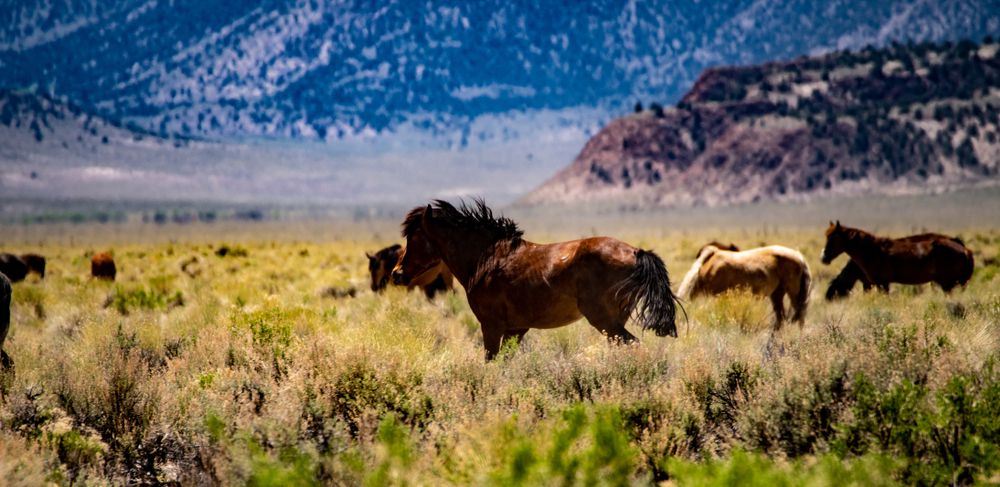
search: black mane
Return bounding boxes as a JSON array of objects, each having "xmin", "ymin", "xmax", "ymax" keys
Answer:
[{"xmin": 401, "ymin": 198, "xmax": 523, "ymax": 244}]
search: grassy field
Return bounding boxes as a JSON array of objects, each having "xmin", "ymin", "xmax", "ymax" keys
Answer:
[{"xmin": 1, "ymin": 195, "xmax": 1000, "ymax": 485}]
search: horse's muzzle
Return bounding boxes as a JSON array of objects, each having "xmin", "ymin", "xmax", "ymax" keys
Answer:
[{"xmin": 820, "ymin": 252, "xmax": 832, "ymax": 265}]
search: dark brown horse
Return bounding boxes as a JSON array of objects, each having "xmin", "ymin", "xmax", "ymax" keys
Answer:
[
  {"xmin": 821, "ymin": 221, "xmax": 974, "ymax": 293},
  {"xmin": 0, "ymin": 254, "xmax": 28, "ymax": 283},
  {"xmin": 393, "ymin": 200, "xmax": 679, "ymax": 360},
  {"xmin": 825, "ymin": 259, "xmax": 873, "ymax": 300},
  {"xmin": 367, "ymin": 243, "xmax": 453, "ymax": 299},
  {"xmin": 20, "ymin": 254, "xmax": 45, "ymax": 279},
  {"xmin": 823, "ymin": 232, "xmax": 959, "ymax": 300},
  {"xmin": 1, "ymin": 272, "xmax": 12, "ymax": 379}
]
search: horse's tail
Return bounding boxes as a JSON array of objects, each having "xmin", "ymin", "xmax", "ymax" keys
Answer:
[
  {"xmin": 959, "ymin": 247, "xmax": 975, "ymax": 286},
  {"xmin": 792, "ymin": 258, "xmax": 812, "ymax": 323},
  {"xmin": 678, "ymin": 246, "xmax": 717, "ymax": 299},
  {"xmin": 618, "ymin": 249, "xmax": 679, "ymax": 338}
]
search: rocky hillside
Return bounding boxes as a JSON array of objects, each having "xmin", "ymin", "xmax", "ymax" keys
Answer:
[
  {"xmin": 522, "ymin": 39, "xmax": 1000, "ymax": 207},
  {"xmin": 0, "ymin": 89, "xmax": 181, "ymax": 153},
  {"xmin": 1, "ymin": 1, "xmax": 998, "ymax": 140}
]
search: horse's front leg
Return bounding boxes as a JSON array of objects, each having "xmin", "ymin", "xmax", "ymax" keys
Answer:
[{"xmin": 481, "ymin": 323, "xmax": 504, "ymax": 361}]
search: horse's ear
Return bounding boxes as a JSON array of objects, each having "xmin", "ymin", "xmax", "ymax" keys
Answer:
[
  {"xmin": 365, "ymin": 251, "xmax": 374, "ymax": 260},
  {"xmin": 835, "ymin": 220, "xmax": 841, "ymax": 228}
]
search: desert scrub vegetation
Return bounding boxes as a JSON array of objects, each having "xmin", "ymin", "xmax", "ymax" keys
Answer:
[{"xmin": 0, "ymin": 226, "xmax": 998, "ymax": 485}]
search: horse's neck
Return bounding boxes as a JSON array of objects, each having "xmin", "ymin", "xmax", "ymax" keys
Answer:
[
  {"xmin": 844, "ymin": 231, "xmax": 885, "ymax": 264},
  {"xmin": 436, "ymin": 237, "xmax": 493, "ymax": 288},
  {"xmin": 451, "ymin": 239, "xmax": 518, "ymax": 289}
]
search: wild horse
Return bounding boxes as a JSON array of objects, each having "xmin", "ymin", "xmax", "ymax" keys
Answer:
[
  {"xmin": 393, "ymin": 200, "xmax": 680, "ymax": 360},
  {"xmin": 821, "ymin": 221, "xmax": 974, "ymax": 293},
  {"xmin": 366, "ymin": 244, "xmax": 452, "ymax": 299},
  {"xmin": 678, "ymin": 243, "xmax": 812, "ymax": 330}
]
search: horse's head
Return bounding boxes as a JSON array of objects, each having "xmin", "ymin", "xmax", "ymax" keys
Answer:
[
  {"xmin": 393, "ymin": 208, "xmax": 444, "ymax": 286},
  {"xmin": 821, "ymin": 220, "xmax": 846, "ymax": 264},
  {"xmin": 366, "ymin": 244, "xmax": 401, "ymax": 292}
]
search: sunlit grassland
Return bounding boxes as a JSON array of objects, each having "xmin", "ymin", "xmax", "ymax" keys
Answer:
[{"xmin": 1, "ymin": 195, "xmax": 1000, "ymax": 485}]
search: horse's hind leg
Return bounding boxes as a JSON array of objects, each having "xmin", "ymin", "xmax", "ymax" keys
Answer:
[
  {"xmin": 578, "ymin": 299, "xmax": 636, "ymax": 344},
  {"xmin": 770, "ymin": 288, "xmax": 786, "ymax": 331}
]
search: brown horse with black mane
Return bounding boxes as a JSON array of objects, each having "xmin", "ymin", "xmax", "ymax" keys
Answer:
[
  {"xmin": 367, "ymin": 243, "xmax": 453, "ymax": 299},
  {"xmin": 821, "ymin": 221, "xmax": 974, "ymax": 293},
  {"xmin": 393, "ymin": 199, "xmax": 680, "ymax": 360}
]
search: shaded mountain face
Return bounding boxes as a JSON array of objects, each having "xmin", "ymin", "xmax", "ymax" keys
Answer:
[
  {"xmin": 1, "ymin": 0, "xmax": 997, "ymax": 140},
  {"xmin": 522, "ymin": 40, "xmax": 1000, "ymax": 207}
]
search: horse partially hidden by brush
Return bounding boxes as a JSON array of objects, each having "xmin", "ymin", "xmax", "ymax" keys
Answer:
[
  {"xmin": 366, "ymin": 243, "xmax": 453, "ymax": 299},
  {"xmin": 821, "ymin": 221, "xmax": 974, "ymax": 293},
  {"xmin": 1, "ymin": 272, "xmax": 13, "ymax": 381},
  {"xmin": 393, "ymin": 199, "xmax": 680, "ymax": 360},
  {"xmin": 678, "ymin": 243, "xmax": 812, "ymax": 330}
]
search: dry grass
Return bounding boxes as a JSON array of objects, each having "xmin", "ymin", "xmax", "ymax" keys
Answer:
[{"xmin": 0, "ymin": 218, "xmax": 999, "ymax": 485}]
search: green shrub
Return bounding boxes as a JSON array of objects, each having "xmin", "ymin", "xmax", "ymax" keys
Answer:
[
  {"xmin": 332, "ymin": 363, "xmax": 433, "ymax": 437},
  {"xmin": 666, "ymin": 449, "xmax": 899, "ymax": 486},
  {"xmin": 107, "ymin": 276, "xmax": 183, "ymax": 315},
  {"xmin": 490, "ymin": 406, "xmax": 639, "ymax": 486}
]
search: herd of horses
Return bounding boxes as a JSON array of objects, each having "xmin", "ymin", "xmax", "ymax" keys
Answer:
[
  {"xmin": 371, "ymin": 201, "xmax": 976, "ymax": 360},
  {"xmin": 0, "ymin": 201, "xmax": 980, "ymax": 372}
]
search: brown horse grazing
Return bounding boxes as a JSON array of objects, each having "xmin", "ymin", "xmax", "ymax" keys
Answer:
[
  {"xmin": 1, "ymin": 272, "xmax": 12, "ymax": 378},
  {"xmin": 821, "ymin": 222, "xmax": 974, "ymax": 293},
  {"xmin": 367, "ymin": 244, "xmax": 403, "ymax": 292},
  {"xmin": 367, "ymin": 244, "xmax": 453, "ymax": 299},
  {"xmin": 91, "ymin": 252, "xmax": 117, "ymax": 281},
  {"xmin": 0, "ymin": 254, "xmax": 28, "ymax": 283},
  {"xmin": 20, "ymin": 254, "xmax": 46, "ymax": 279},
  {"xmin": 825, "ymin": 259, "xmax": 873, "ymax": 300},
  {"xmin": 393, "ymin": 200, "xmax": 679, "ymax": 360},
  {"xmin": 678, "ymin": 244, "xmax": 812, "ymax": 330}
]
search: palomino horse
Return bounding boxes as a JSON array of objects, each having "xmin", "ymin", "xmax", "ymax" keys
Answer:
[
  {"xmin": 820, "ymin": 221, "xmax": 974, "ymax": 293},
  {"xmin": 678, "ymin": 244, "xmax": 812, "ymax": 330},
  {"xmin": 366, "ymin": 244, "xmax": 453, "ymax": 299},
  {"xmin": 393, "ymin": 200, "xmax": 680, "ymax": 360}
]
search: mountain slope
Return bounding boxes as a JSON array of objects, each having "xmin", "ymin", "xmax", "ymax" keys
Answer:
[
  {"xmin": 522, "ymin": 39, "xmax": 1000, "ymax": 206},
  {"xmin": 1, "ymin": 0, "xmax": 998, "ymax": 139}
]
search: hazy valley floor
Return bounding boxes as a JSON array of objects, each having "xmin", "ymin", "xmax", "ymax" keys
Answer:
[{"xmin": 1, "ymin": 194, "xmax": 1000, "ymax": 485}]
